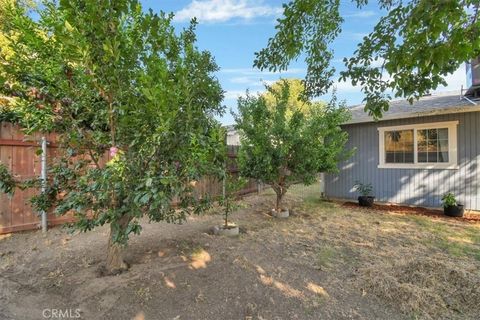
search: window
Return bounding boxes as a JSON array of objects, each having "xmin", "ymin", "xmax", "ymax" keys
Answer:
[
  {"xmin": 378, "ymin": 121, "xmax": 458, "ymax": 169},
  {"xmin": 384, "ymin": 130, "xmax": 414, "ymax": 163},
  {"xmin": 417, "ymin": 128, "xmax": 449, "ymax": 163}
]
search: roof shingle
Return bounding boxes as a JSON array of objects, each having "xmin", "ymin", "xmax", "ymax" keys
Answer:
[{"xmin": 347, "ymin": 91, "xmax": 480, "ymax": 124}]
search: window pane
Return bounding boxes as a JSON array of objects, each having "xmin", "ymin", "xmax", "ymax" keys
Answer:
[
  {"xmin": 439, "ymin": 139, "xmax": 448, "ymax": 152},
  {"xmin": 418, "ymin": 142, "xmax": 427, "ymax": 152},
  {"xmin": 427, "ymin": 128, "xmax": 438, "ymax": 140},
  {"xmin": 427, "ymin": 141, "xmax": 437, "ymax": 152},
  {"xmin": 416, "ymin": 127, "xmax": 449, "ymax": 163},
  {"xmin": 418, "ymin": 152, "xmax": 428, "ymax": 163},
  {"xmin": 404, "ymin": 152, "xmax": 414, "ymax": 163},
  {"xmin": 394, "ymin": 152, "xmax": 404, "ymax": 163},
  {"xmin": 439, "ymin": 151, "xmax": 449, "ymax": 162},
  {"xmin": 438, "ymin": 128, "xmax": 448, "ymax": 140},
  {"xmin": 418, "ymin": 129, "xmax": 427, "ymax": 141},
  {"xmin": 386, "ymin": 152, "xmax": 395, "ymax": 163},
  {"xmin": 427, "ymin": 152, "xmax": 438, "ymax": 162},
  {"xmin": 384, "ymin": 130, "xmax": 414, "ymax": 163}
]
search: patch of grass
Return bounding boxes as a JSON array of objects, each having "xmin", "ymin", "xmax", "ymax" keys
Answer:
[
  {"xmin": 437, "ymin": 227, "xmax": 480, "ymax": 261},
  {"xmin": 304, "ymin": 197, "xmax": 336, "ymax": 210},
  {"xmin": 437, "ymin": 238, "xmax": 480, "ymax": 261},
  {"xmin": 288, "ymin": 183, "xmax": 337, "ymax": 213},
  {"xmin": 316, "ymin": 246, "xmax": 337, "ymax": 269},
  {"xmin": 404, "ymin": 215, "xmax": 480, "ymax": 261},
  {"xmin": 359, "ymin": 257, "xmax": 480, "ymax": 318},
  {"xmin": 260, "ymin": 187, "xmax": 276, "ymax": 196},
  {"xmin": 257, "ymin": 184, "xmax": 480, "ymax": 318},
  {"xmin": 408, "ymin": 215, "xmax": 448, "ymax": 232},
  {"xmin": 289, "ymin": 183, "xmax": 321, "ymax": 198}
]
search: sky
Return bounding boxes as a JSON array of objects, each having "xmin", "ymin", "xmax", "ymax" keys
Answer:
[{"xmin": 142, "ymin": 0, "xmax": 467, "ymax": 125}]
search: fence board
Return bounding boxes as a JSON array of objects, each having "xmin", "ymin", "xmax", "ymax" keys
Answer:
[
  {"xmin": 0, "ymin": 123, "xmax": 13, "ymax": 232},
  {"xmin": 0, "ymin": 123, "xmax": 258, "ymax": 234}
]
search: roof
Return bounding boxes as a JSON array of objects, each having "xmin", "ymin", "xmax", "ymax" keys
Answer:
[
  {"xmin": 346, "ymin": 91, "xmax": 480, "ymax": 124},
  {"xmin": 224, "ymin": 125, "xmax": 239, "ymax": 137}
]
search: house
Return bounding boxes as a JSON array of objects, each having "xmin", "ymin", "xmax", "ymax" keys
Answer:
[
  {"xmin": 225, "ymin": 125, "xmax": 240, "ymax": 146},
  {"xmin": 325, "ymin": 89, "xmax": 480, "ymax": 210}
]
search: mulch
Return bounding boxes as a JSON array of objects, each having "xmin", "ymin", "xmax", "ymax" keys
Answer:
[{"xmin": 341, "ymin": 201, "xmax": 480, "ymax": 223}]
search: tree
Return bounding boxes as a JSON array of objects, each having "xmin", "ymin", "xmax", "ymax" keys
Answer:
[
  {"xmin": 0, "ymin": 0, "xmax": 225, "ymax": 273},
  {"xmin": 218, "ymin": 172, "xmax": 246, "ymax": 229},
  {"xmin": 254, "ymin": 0, "xmax": 480, "ymax": 118},
  {"xmin": 234, "ymin": 79, "xmax": 352, "ymax": 213},
  {"xmin": 262, "ymin": 78, "xmax": 312, "ymax": 116}
]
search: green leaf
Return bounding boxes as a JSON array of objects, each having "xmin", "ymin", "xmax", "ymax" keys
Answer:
[{"xmin": 64, "ymin": 20, "xmax": 74, "ymax": 32}]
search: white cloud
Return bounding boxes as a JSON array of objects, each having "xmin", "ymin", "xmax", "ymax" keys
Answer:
[
  {"xmin": 220, "ymin": 67, "xmax": 305, "ymax": 89},
  {"xmin": 224, "ymin": 90, "xmax": 247, "ymax": 100},
  {"xmin": 344, "ymin": 10, "xmax": 377, "ymax": 18},
  {"xmin": 229, "ymin": 76, "xmax": 254, "ymax": 84},
  {"xmin": 332, "ymin": 79, "xmax": 362, "ymax": 93},
  {"xmin": 174, "ymin": 0, "xmax": 282, "ymax": 23}
]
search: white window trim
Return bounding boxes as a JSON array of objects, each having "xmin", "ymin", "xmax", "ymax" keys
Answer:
[{"xmin": 378, "ymin": 121, "xmax": 459, "ymax": 169}]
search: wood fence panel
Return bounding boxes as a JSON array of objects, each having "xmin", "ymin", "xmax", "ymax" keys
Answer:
[
  {"xmin": 0, "ymin": 123, "xmax": 47, "ymax": 233},
  {"xmin": 0, "ymin": 123, "xmax": 14, "ymax": 232},
  {"xmin": 0, "ymin": 123, "xmax": 258, "ymax": 234}
]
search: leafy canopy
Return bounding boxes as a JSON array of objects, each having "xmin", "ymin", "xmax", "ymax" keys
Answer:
[
  {"xmin": 0, "ymin": 0, "xmax": 225, "ymax": 245},
  {"xmin": 262, "ymin": 78, "xmax": 314, "ymax": 116},
  {"xmin": 235, "ymin": 79, "xmax": 352, "ymax": 210},
  {"xmin": 254, "ymin": 0, "xmax": 480, "ymax": 118}
]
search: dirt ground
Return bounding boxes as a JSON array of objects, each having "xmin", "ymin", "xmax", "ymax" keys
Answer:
[{"xmin": 0, "ymin": 184, "xmax": 479, "ymax": 320}]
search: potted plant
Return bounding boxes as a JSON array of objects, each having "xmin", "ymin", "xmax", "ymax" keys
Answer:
[
  {"xmin": 214, "ymin": 173, "xmax": 247, "ymax": 237},
  {"xmin": 353, "ymin": 181, "xmax": 375, "ymax": 207},
  {"xmin": 441, "ymin": 193, "xmax": 464, "ymax": 217}
]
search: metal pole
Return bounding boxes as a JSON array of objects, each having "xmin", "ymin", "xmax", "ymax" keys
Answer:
[
  {"xmin": 40, "ymin": 136, "xmax": 47, "ymax": 233},
  {"xmin": 319, "ymin": 172, "xmax": 326, "ymax": 198}
]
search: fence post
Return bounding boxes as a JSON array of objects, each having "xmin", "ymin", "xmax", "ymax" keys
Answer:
[{"xmin": 40, "ymin": 136, "xmax": 48, "ymax": 233}]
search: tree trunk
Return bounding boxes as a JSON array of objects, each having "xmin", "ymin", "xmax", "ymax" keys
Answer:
[
  {"xmin": 224, "ymin": 209, "xmax": 229, "ymax": 228},
  {"xmin": 275, "ymin": 189, "xmax": 284, "ymax": 212},
  {"xmin": 105, "ymin": 216, "xmax": 130, "ymax": 274}
]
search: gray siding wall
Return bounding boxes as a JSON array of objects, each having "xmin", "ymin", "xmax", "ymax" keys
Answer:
[{"xmin": 325, "ymin": 112, "xmax": 480, "ymax": 210}]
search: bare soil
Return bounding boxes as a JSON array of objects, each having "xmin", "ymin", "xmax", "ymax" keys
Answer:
[{"xmin": 0, "ymin": 185, "xmax": 479, "ymax": 320}]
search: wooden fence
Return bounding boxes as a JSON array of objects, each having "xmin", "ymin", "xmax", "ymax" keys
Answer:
[{"xmin": 0, "ymin": 123, "xmax": 258, "ymax": 234}]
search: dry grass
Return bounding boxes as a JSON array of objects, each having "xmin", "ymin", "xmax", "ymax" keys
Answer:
[
  {"xmin": 283, "ymin": 183, "xmax": 480, "ymax": 319},
  {"xmin": 359, "ymin": 257, "xmax": 480, "ymax": 319},
  {"xmin": 1, "ymin": 182, "xmax": 479, "ymax": 320}
]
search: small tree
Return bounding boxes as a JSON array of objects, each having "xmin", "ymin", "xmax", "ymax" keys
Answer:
[
  {"xmin": 234, "ymin": 79, "xmax": 352, "ymax": 213},
  {"xmin": 0, "ymin": 0, "xmax": 225, "ymax": 273},
  {"xmin": 218, "ymin": 172, "xmax": 246, "ymax": 229}
]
